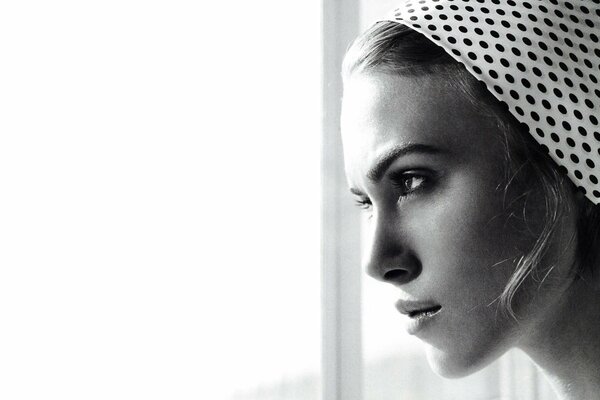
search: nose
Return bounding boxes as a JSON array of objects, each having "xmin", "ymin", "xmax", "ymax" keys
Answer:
[{"xmin": 364, "ymin": 211, "xmax": 421, "ymax": 286}]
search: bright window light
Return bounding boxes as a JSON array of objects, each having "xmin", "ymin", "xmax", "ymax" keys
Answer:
[{"xmin": 0, "ymin": 2, "xmax": 321, "ymax": 399}]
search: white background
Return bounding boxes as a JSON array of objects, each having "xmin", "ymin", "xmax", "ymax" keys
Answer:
[{"xmin": 0, "ymin": 2, "xmax": 321, "ymax": 399}]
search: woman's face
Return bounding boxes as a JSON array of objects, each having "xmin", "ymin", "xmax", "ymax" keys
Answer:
[{"xmin": 341, "ymin": 71, "xmax": 575, "ymax": 377}]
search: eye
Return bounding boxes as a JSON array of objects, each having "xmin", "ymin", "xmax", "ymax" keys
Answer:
[{"xmin": 391, "ymin": 172, "xmax": 430, "ymax": 196}]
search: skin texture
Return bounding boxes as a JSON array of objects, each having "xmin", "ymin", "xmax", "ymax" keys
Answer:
[{"xmin": 341, "ymin": 71, "xmax": 581, "ymax": 380}]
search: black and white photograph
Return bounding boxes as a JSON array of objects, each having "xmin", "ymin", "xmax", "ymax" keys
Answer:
[{"xmin": 2, "ymin": 1, "xmax": 599, "ymax": 399}]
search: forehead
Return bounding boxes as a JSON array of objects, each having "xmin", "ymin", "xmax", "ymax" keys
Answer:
[{"xmin": 341, "ymin": 72, "xmax": 501, "ymax": 179}]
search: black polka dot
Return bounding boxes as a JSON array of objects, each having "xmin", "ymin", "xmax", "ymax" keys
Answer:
[
  {"xmin": 553, "ymin": 88, "xmax": 563, "ymax": 98},
  {"xmin": 389, "ymin": 0, "xmax": 600, "ymax": 203},
  {"xmin": 584, "ymin": 59, "xmax": 594, "ymax": 69},
  {"xmin": 527, "ymin": 51, "xmax": 537, "ymax": 61},
  {"xmin": 537, "ymin": 83, "xmax": 547, "ymax": 93},
  {"xmin": 564, "ymin": 37, "xmax": 574, "ymax": 48},
  {"xmin": 526, "ymin": 94, "xmax": 535, "ymax": 104},
  {"xmin": 536, "ymin": 128, "xmax": 545, "ymax": 137},
  {"xmin": 559, "ymin": 61, "xmax": 569, "ymax": 72},
  {"xmin": 585, "ymin": 99, "xmax": 595, "ymax": 109}
]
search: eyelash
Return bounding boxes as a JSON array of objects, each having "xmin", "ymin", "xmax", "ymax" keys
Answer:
[
  {"xmin": 355, "ymin": 198, "xmax": 372, "ymax": 210},
  {"xmin": 353, "ymin": 171, "xmax": 432, "ymax": 211}
]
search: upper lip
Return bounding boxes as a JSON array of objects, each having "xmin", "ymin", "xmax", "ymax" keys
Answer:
[{"xmin": 395, "ymin": 299, "xmax": 442, "ymax": 318}]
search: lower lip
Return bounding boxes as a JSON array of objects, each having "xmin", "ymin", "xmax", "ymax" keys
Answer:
[{"xmin": 405, "ymin": 309, "xmax": 441, "ymax": 335}]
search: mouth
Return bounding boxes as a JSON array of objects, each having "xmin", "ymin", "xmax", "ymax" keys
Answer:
[
  {"xmin": 395, "ymin": 300, "xmax": 443, "ymax": 318},
  {"xmin": 396, "ymin": 300, "xmax": 443, "ymax": 335},
  {"xmin": 408, "ymin": 305, "xmax": 442, "ymax": 319}
]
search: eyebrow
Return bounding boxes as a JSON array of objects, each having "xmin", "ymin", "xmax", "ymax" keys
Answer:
[
  {"xmin": 349, "ymin": 143, "xmax": 445, "ymax": 196},
  {"xmin": 366, "ymin": 143, "xmax": 444, "ymax": 182}
]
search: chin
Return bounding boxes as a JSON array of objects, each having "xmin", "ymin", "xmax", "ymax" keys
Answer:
[{"xmin": 424, "ymin": 343, "xmax": 498, "ymax": 379}]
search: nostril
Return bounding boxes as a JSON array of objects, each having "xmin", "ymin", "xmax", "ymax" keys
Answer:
[
  {"xmin": 369, "ymin": 256, "xmax": 421, "ymax": 284},
  {"xmin": 383, "ymin": 269, "xmax": 408, "ymax": 282}
]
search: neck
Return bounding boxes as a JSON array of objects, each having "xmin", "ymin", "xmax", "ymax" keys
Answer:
[{"xmin": 518, "ymin": 276, "xmax": 600, "ymax": 400}]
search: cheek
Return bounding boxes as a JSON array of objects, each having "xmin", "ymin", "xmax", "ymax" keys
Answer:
[{"xmin": 411, "ymin": 181, "xmax": 522, "ymax": 300}]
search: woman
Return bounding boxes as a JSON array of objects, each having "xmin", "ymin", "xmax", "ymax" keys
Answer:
[{"xmin": 341, "ymin": 1, "xmax": 600, "ymax": 398}]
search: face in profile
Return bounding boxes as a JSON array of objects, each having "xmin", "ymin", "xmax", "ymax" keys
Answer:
[{"xmin": 341, "ymin": 71, "xmax": 576, "ymax": 378}]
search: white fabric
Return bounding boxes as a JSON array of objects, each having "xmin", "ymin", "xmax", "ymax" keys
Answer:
[{"xmin": 384, "ymin": 0, "xmax": 600, "ymax": 204}]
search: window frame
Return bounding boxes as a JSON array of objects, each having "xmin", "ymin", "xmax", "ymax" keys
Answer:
[{"xmin": 320, "ymin": 0, "xmax": 363, "ymax": 399}]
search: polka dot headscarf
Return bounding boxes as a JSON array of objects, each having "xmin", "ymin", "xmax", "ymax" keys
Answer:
[{"xmin": 383, "ymin": 0, "xmax": 600, "ymax": 204}]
